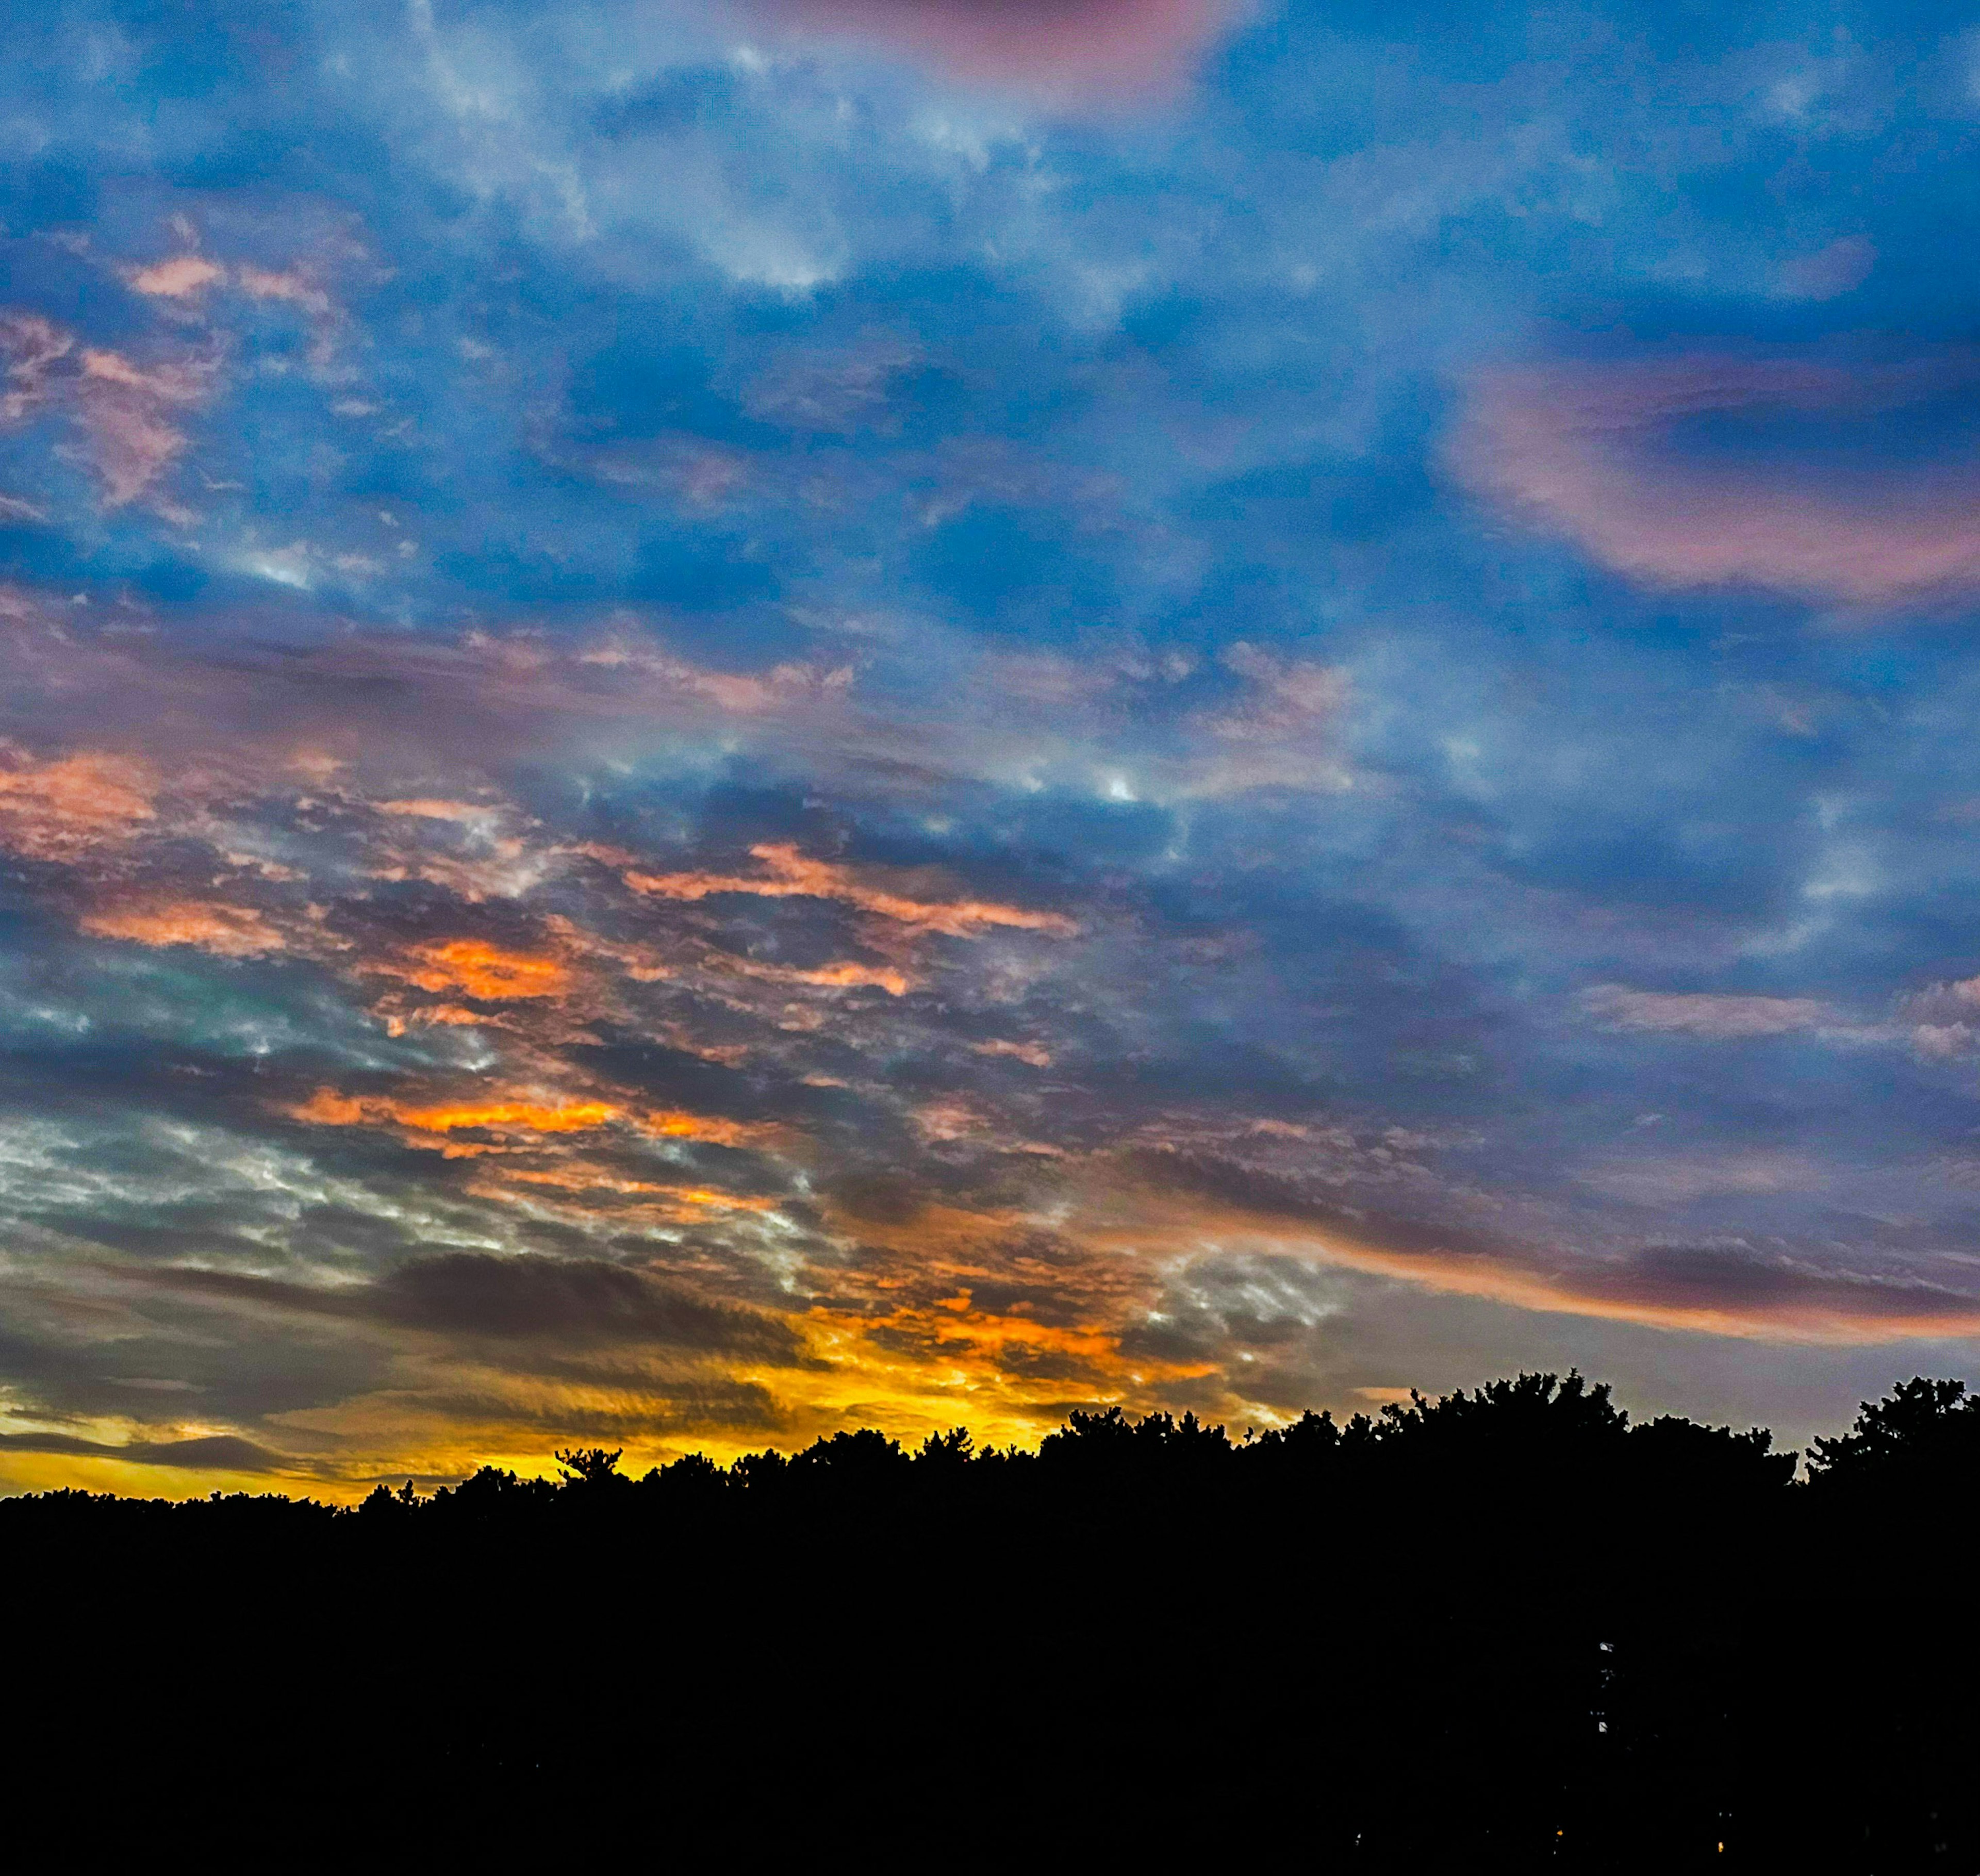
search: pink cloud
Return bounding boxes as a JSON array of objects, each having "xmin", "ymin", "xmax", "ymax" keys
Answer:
[
  {"xmin": 0, "ymin": 314, "xmax": 72, "ymax": 422},
  {"xmin": 0, "ymin": 312, "xmax": 216, "ymax": 514},
  {"xmin": 1187, "ymin": 642, "xmax": 1351, "ymax": 795},
  {"xmin": 750, "ymin": 0, "xmax": 1240, "ymax": 98},
  {"xmin": 125, "ymin": 255, "xmax": 226, "ymax": 300},
  {"xmin": 236, "ymin": 265, "xmax": 334, "ymax": 320},
  {"xmin": 75, "ymin": 346, "xmax": 216, "ymax": 510},
  {"xmin": 1580, "ymin": 985, "xmax": 1830, "ymax": 1038},
  {"xmin": 1450, "ymin": 352, "xmax": 1980, "ymax": 606},
  {"xmin": 1090, "ymin": 1160, "xmax": 1980, "ymax": 1343},
  {"xmin": 0, "ymin": 747, "xmax": 155, "ymax": 860}
]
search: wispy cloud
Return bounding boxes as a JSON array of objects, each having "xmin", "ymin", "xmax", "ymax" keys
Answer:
[
  {"xmin": 0, "ymin": 311, "xmax": 218, "ymax": 516},
  {"xmin": 1580, "ymin": 986, "xmax": 1832, "ymax": 1038},
  {"xmin": 1451, "ymin": 353, "xmax": 1980, "ymax": 606},
  {"xmin": 748, "ymin": 0, "xmax": 1243, "ymax": 98},
  {"xmin": 624, "ymin": 842, "xmax": 1080, "ymax": 937}
]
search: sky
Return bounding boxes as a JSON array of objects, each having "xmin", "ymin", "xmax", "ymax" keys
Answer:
[{"xmin": 5, "ymin": 0, "xmax": 1980, "ymax": 1496}]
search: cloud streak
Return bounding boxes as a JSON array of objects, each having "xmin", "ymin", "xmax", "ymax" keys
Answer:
[
  {"xmin": 1085, "ymin": 1152, "xmax": 1980, "ymax": 1344},
  {"xmin": 1452, "ymin": 353, "xmax": 1980, "ymax": 607},
  {"xmin": 1580, "ymin": 986, "xmax": 1832, "ymax": 1039},
  {"xmin": 623, "ymin": 841, "xmax": 1079, "ymax": 938},
  {"xmin": 749, "ymin": 0, "xmax": 1242, "ymax": 98}
]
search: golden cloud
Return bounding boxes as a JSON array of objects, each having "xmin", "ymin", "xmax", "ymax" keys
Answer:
[{"xmin": 625, "ymin": 841, "xmax": 1078, "ymax": 938}]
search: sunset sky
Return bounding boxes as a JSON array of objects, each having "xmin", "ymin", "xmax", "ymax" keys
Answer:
[{"xmin": 6, "ymin": 0, "xmax": 1980, "ymax": 1496}]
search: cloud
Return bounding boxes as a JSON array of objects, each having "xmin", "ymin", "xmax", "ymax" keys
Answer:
[
  {"xmin": 80, "ymin": 900, "xmax": 287, "ymax": 958},
  {"xmin": 1580, "ymin": 986, "xmax": 1831, "ymax": 1038},
  {"xmin": 0, "ymin": 313, "xmax": 71, "ymax": 422},
  {"xmin": 1090, "ymin": 1150, "xmax": 1980, "ymax": 1344},
  {"xmin": 288, "ymin": 1086, "xmax": 786, "ymax": 1157},
  {"xmin": 624, "ymin": 841, "xmax": 1079, "ymax": 938},
  {"xmin": 0, "ymin": 749, "xmax": 154, "ymax": 860},
  {"xmin": 747, "ymin": 0, "xmax": 1242, "ymax": 98},
  {"xmin": 972, "ymin": 1038, "xmax": 1051, "ymax": 1066},
  {"xmin": 1898, "ymin": 975, "xmax": 1980, "ymax": 1024},
  {"xmin": 1574, "ymin": 1150, "xmax": 1827, "ymax": 1205},
  {"xmin": 4, "ymin": 262, "xmax": 338, "ymax": 522},
  {"xmin": 1, "ymin": 581, "xmax": 1969, "ymax": 1475},
  {"xmin": 1775, "ymin": 236, "xmax": 1875, "ymax": 302},
  {"xmin": 742, "ymin": 336, "xmax": 919, "ymax": 436},
  {"xmin": 1567, "ymin": 1244, "xmax": 1980, "ymax": 1340},
  {"xmin": 1185, "ymin": 644, "xmax": 1351, "ymax": 796},
  {"xmin": 723, "ymin": 955, "xmax": 912, "ymax": 996},
  {"xmin": 292, "ymin": 1088, "xmax": 621, "ymax": 1140},
  {"xmin": 374, "ymin": 1252, "xmax": 802, "ymax": 1357},
  {"xmin": 0, "ymin": 1428, "xmax": 287, "ymax": 1471},
  {"xmin": 0, "ymin": 320, "xmax": 217, "ymax": 516},
  {"xmin": 368, "ymin": 940, "xmax": 571, "ymax": 1001},
  {"xmin": 74, "ymin": 345, "xmax": 217, "ymax": 511},
  {"xmin": 125, "ymin": 255, "xmax": 227, "ymax": 300},
  {"xmin": 236, "ymin": 265, "xmax": 334, "ymax": 320},
  {"xmin": 1451, "ymin": 353, "xmax": 1980, "ymax": 606}
]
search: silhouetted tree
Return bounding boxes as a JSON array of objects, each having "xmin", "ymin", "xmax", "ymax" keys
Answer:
[
  {"xmin": 1808, "ymin": 1375, "xmax": 1980, "ymax": 1486},
  {"xmin": 554, "ymin": 1445, "xmax": 625, "ymax": 1486},
  {"xmin": 916, "ymin": 1426, "xmax": 974, "ymax": 1468},
  {"xmin": 6, "ymin": 1371, "xmax": 1977, "ymax": 1869}
]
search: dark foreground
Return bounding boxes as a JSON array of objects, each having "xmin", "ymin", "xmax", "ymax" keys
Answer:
[{"xmin": 7, "ymin": 1372, "xmax": 1977, "ymax": 1869}]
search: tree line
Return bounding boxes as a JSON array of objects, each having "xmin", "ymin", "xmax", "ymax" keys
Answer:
[{"xmin": 6, "ymin": 1372, "xmax": 1976, "ymax": 1869}]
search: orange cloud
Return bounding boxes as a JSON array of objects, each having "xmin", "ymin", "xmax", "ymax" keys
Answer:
[
  {"xmin": 625, "ymin": 841, "xmax": 1077, "ymax": 939},
  {"xmin": 640, "ymin": 1110, "xmax": 788, "ymax": 1149},
  {"xmin": 290, "ymin": 1088, "xmax": 619, "ymax": 1141},
  {"xmin": 728, "ymin": 956, "xmax": 912, "ymax": 996},
  {"xmin": 499, "ymin": 1167, "xmax": 780, "ymax": 1213},
  {"xmin": 394, "ymin": 1098, "xmax": 619, "ymax": 1135},
  {"xmin": 840, "ymin": 1296, "xmax": 1128, "ymax": 1365},
  {"xmin": 786, "ymin": 1208, "xmax": 1219, "ymax": 1431},
  {"xmin": 383, "ymin": 940, "xmax": 571, "ymax": 1001},
  {"xmin": 913, "ymin": 1097, "xmax": 986, "ymax": 1143},
  {"xmin": 287, "ymin": 1087, "xmax": 787, "ymax": 1157},
  {"xmin": 80, "ymin": 899, "xmax": 285, "ymax": 957},
  {"xmin": 0, "ymin": 749, "xmax": 154, "ymax": 860},
  {"xmin": 288, "ymin": 1089, "xmax": 374, "ymax": 1127}
]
